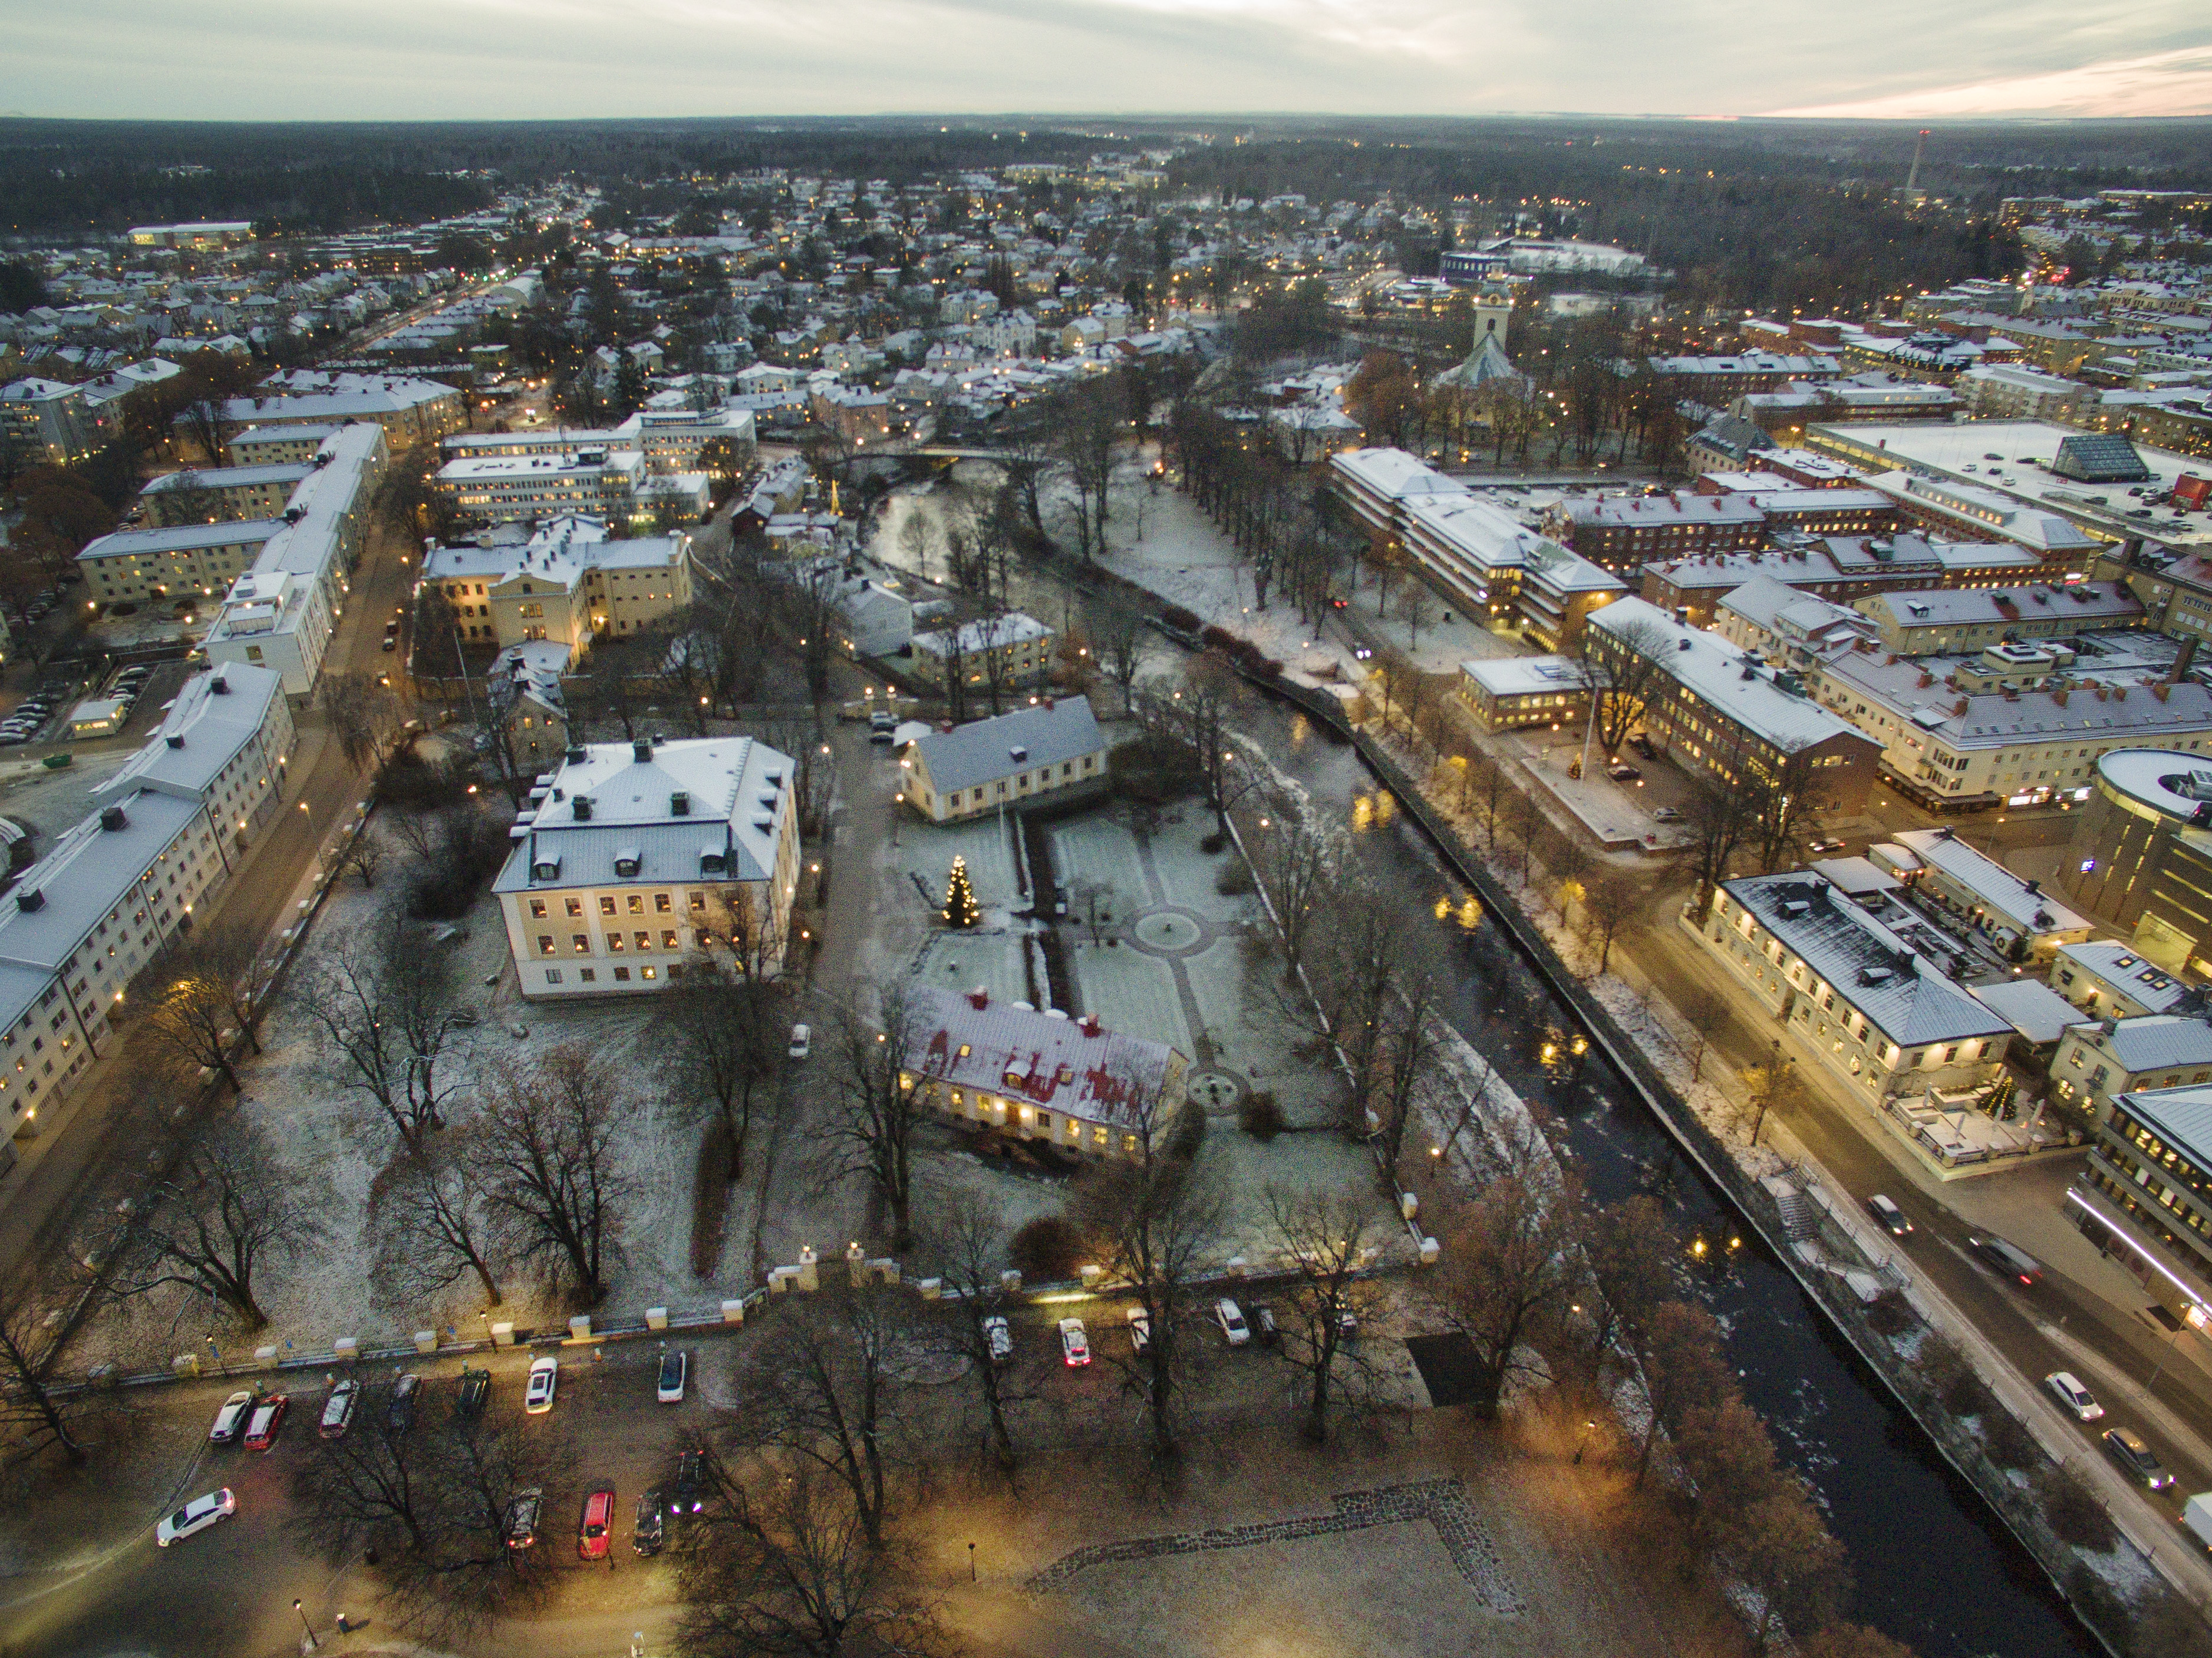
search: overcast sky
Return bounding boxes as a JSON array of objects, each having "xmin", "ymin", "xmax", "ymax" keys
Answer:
[{"xmin": 7, "ymin": 2, "xmax": 2210, "ymax": 123}]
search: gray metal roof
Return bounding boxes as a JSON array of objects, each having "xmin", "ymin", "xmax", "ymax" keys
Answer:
[
  {"xmin": 910, "ymin": 698, "xmax": 1105, "ymax": 795},
  {"xmin": 2109, "ymin": 1082, "xmax": 2212, "ymax": 1167},
  {"xmin": 0, "ymin": 791, "xmax": 205, "ymax": 974},
  {"xmin": 91, "ymin": 664, "xmax": 285, "ymax": 807}
]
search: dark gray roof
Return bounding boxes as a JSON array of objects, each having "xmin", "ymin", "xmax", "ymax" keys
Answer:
[{"xmin": 910, "ymin": 699, "xmax": 1104, "ymax": 795}]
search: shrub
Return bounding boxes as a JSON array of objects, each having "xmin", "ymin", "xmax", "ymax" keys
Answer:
[
  {"xmin": 1238, "ymin": 1092, "xmax": 1284, "ymax": 1139},
  {"xmin": 1199, "ymin": 829, "xmax": 1228, "ymax": 854},
  {"xmin": 2038, "ymin": 1468, "xmax": 2118, "ymax": 1553},
  {"xmin": 1940, "ymin": 1366, "xmax": 1995, "ymax": 1420},
  {"xmin": 1215, "ymin": 861, "xmax": 1255, "ymax": 896},
  {"xmin": 1009, "ymin": 1215, "xmax": 1084, "ymax": 1284},
  {"xmin": 1109, "ymin": 734, "xmax": 1201, "ymax": 805},
  {"xmin": 1165, "ymin": 1099, "xmax": 1207, "ymax": 1163},
  {"xmin": 1161, "ymin": 605, "xmax": 1201, "ymax": 634},
  {"xmin": 1980, "ymin": 1409, "xmax": 2039, "ymax": 1471},
  {"xmin": 1864, "ymin": 1292, "xmax": 1914, "ymax": 1339}
]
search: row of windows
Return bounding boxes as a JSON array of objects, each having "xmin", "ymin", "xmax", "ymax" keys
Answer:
[
  {"xmin": 540, "ymin": 929, "xmax": 691, "ymax": 956},
  {"xmin": 529, "ymin": 891, "xmax": 691, "ymax": 919},
  {"xmin": 540, "ymin": 963, "xmax": 665, "ymax": 986}
]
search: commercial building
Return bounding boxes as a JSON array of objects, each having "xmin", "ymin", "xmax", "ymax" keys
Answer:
[
  {"xmin": 2070, "ymin": 1083, "xmax": 2212, "ymax": 1330},
  {"xmin": 436, "ymin": 448, "xmax": 647, "ymax": 526},
  {"xmin": 1640, "ymin": 536, "xmax": 2045, "ymax": 626},
  {"xmin": 1455, "ymin": 655, "xmax": 1597, "ymax": 733},
  {"xmin": 1699, "ymin": 872, "xmax": 2013, "ymax": 1103},
  {"xmin": 494, "ymin": 734, "xmax": 802, "ymax": 1000},
  {"xmin": 2070, "ymin": 752, "xmax": 2212, "ymax": 974},
  {"xmin": 903, "ymin": 698, "xmax": 1108, "ymax": 824},
  {"xmin": 1542, "ymin": 492, "xmax": 1766, "ymax": 570},
  {"xmin": 127, "ymin": 221, "xmax": 254, "ymax": 250},
  {"xmin": 212, "ymin": 374, "xmax": 464, "ymax": 450},
  {"xmin": 1808, "ymin": 654, "xmax": 2212, "ymax": 812},
  {"xmin": 1583, "ymin": 598, "xmax": 1881, "ymax": 813},
  {"xmin": 1851, "ymin": 582, "xmax": 2144, "ymax": 655},
  {"xmin": 420, "ymin": 515, "xmax": 695, "ymax": 653},
  {"xmin": 1871, "ymin": 827, "xmax": 2094, "ymax": 962},
  {"xmin": 2049, "ymin": 940, "xmax": 2200, "ymax": 1021},
  {"xmin": 899, "ymin": 985, "xmax": 1188, "ymax": 1161}
]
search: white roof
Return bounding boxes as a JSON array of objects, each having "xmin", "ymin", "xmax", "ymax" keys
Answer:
[
  {"xmin": 1890, "ymin": 829, "xmax": 2093, "ymax": 937},
  {"xmin": 2108, "ymin": 1083, "xmax": 2212, "ymax": 1169},
  {"xmin": 1458, "ymin": 655, "xmax": 1597, "ymax": 697},
  {"xmin": 1969, "ymin": 978, "xmax": 2089, "ymax": 1046},
  {"xmin": 91, "ymin": 665, "xmax": 284, "ymax": 806},
  {"xmin": 2052, "ymin": 941, "xmax": 2194, "ymax": 1014},
  {"xmin": 905, "ymin": 984, "xmax": 1181, "ymax": 1132},
  {"xmin": 1589, "ymin": 596, "xmax": 1867, "ymax": 753}
]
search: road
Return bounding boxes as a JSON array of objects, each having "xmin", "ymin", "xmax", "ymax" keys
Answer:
[{"xmin": 0, "ymin": 484, "xmax": 416, "ymax": 1281}]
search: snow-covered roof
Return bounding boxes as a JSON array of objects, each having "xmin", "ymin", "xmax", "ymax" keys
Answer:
[
  {"xmin": 910, "ymin": 698, "xmax": 1104, "ymax": 795},
  {"xmin": 2053, "ymin": 940, "xmax": 2195, "ymax": 1014},
  {"xmin": 91, "ymin": 664, "xmax": 285, "ymax": 807},
  {"xmin": 1888, "ymin": 828, "xmax": 2091, "ymax": 938},
  {"xmin": 1589, "ymin": 596, "xmax": 1866, "ymax": 753},
  {"xmin": 1969, "ymin": 978, "xmax": 2089, "ymax": 1046},
  {"xmin": 904, "ymin": 984, "xmax": 1182, "ymax": 1132}
]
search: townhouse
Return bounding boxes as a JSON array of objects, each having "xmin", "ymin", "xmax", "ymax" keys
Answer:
[
  {"xmin": 2049, "ymin": 940, "xmax": 2199, "ymax": 1021},
  {"xmin": 907, "ymin": 612, "xmax": 1056, "ymax": 697},
  {"xmin": 2051, "ymin": 1016, "xmax": 2212, "ymax": 1125}
]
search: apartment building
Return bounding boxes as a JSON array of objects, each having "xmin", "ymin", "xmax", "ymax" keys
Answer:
[
  {"xmin": 1, "ymin": 377, "xmax": 114, "ymax": 466},
  {"xmin": 226, "ymin": 424, "xmax": 344, "ymax": 466},
  {"xmin": 78, "ymin": 520, "xmax": 279, "ymax": 608},
  {"xmin": 2049, "ymin": 940, "xmax": 2198, "ymax": 1021},
  {"xmin": 908, "ymin": 612, "xmax": 1056, "ymax": 695},
  {"xmin": 90, "ymin": 664, "xmax": 295, "ymax": 852},
  {"xmin": 421, "ymin": 515, "xmax": 694, "ymax": 654},
  {"xmin": 1542, "ymin": 491, "xmax": 1766, "ymax": 571},
  {"xmin": 1873, "ymin": 827, "xmax": 2094, "ymax": 962},
  {"xmin": 1640, "ymin": 536, "xmax": 2047, "ymax": 626},
  {"xmin": 212, "ymin": 373, "xmax": 463, "ymax": 450},
  {"xmin": 494, "ymin": 734, "xmax": 802, "ymax": 1000},
  {"xmin": 903, "ymin": 698, "xmax": 1107, "ymax": 823},
  {"xmin": 1699, "ymin": 872, "xmax": 2013, "ymax": 1104},
  {"xmin": 899, "ymin": 985, "xmax": 1188, "ymax": 1161},
  {"xmin": 140, "ymin": 463, "xmax": 313, "ymax": 527},
  {"xmin": 1644, "ymin": 352, "xmax": 1840, "ymax": 398},
  {"xmin": 1960, "ymin": 364, "xmax": 2094, "ymax": 423},
  {"xmin": 1851, "ymin": 581, "xmax": 2144, "ymax": 654},
  {"xmin": 1584, "ymin": 597, "xmax": 1881, "ymax": 812},
  {"xmin": 1710, "ymin": 576, "xmax": 1877, "ymax": 668},
  {"xmin": 436, "ymin": 448, "xmax": 647, "ymax": 526}
]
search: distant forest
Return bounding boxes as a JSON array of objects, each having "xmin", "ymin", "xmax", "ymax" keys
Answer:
[{"xmin": 3, "ymin": 113, "xmax": 2207, "ymax": 314}]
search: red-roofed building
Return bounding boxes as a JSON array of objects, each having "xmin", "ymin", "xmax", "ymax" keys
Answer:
[{"xmin": 899, "ymin": 985, "xmax": 1189, "ymax": 1159}]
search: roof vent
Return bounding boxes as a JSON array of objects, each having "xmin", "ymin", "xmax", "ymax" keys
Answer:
[
  {"xmin": 166, "ymin": 734, "xmax": 185, "ymax": 749},
  {"xmin": 1678, "ymin": 638, "xmax": 1693, "ymax": 652},
  {"xmin": 99, "ymin": 805, "xmax": 127, "ymax": 832},
  {"xmin": 15, "ymin": 888, "xmax": 42, "ymax": 912},
  {"xmin": 632, "ymin": 739, "xmax": 653, "ymax": 763},
  {"xmin": 671, "ymin": 791, "xmax": 690, "ymax": 816},
  {"xmin": 566, "ymin": 746, "xmax": 586, "ymax": 763},
  {"xmin": 967, "ymin": 987, "xmax": 990, "ymax": 1010},
  {"xmin": 1080, "ymin": 1013, "xmax": 1102, "ymax": 1037},
  {"xmin": 572, "ymin": 796, "xmax": 593, "ymax": 820},
  {"xmin": 700, "ymin": 848, "xmax": 727, "ymax": 873},
  {"xmin": 1009, "ymin": 745, "xmax": 1028, "ymax": 763},
  {"xmin": 209, "ymin": 674, "xmax": 228, "ymax": 694}
]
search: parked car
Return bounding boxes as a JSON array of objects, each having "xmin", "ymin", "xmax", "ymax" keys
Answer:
[
  {"xmin": 983, "ymin": 1314, "xmax": 1014, "ymax": 1364},
  {"xmin": 381, "ymin": 636, "xmax": 397, "ymax": 652},
  {"xmin": 1629, "ymin": 734, "xmax": 1658, "ymax": 762},
  {"xmin": 579, "ymin": 1488, "xmax": 616, "ymax": 1560},
  {"xmin": 1126, "ymin": 1306, "xmax": 1151, "ymax": 1357},
  {"xmin": 1651, "ymin": 805, "xmax": 1683, "ymax": 823},
  {"xmin": 672, "ymin": 1451, "xmax": 707, "ymax": 1515},
  {"xmin": 2043, "ymin": 1372, "xmax": 2104, "ymax": 1422},
  {"xmin": 209, "ymin": 1390, "xmax": 255, "ymax": 1443},
  {"xmin": 1606, "ymin": 763, "xmax": 1642, "ymax": 784},
  {"xmin": 1967, "ymin": 1234, "xmax": 2043, "ymax": 1287},
  {"xmin": 156, "ymin": 1488, "xmax": 236, "ymax": 1547},
  {"xmin": 319, "ymin": 1379, "xmax": 359, "ymax": 1439},
  {"xmin": 457, "ymin": 1367, "xmax": 491, "ymax": 1418},
  {"xmin": 1059, "ymin": 1317, "xmax": 1091, "ymax": 1367},
  {"xmin": 634, "ymin": 1491, "xmax": 665, "ymax": 1555},
  {"xmin": 1865, "ymin": 1194, "xmax": 1913, "ymax": 1237},
  {"xmin": 1335, "ymin": 1308, "xmax": 1360, "ymax": 1342},
  {"xmin": 243, "ymin": 1394, "xmax": 289, "ymax": 1451},
  {"xmin": 1250, "ymin": 1303, "xmax": 1280, "ymax": 1348},
  {"xmin": 1215, "ymin": 1298, "xmax": 1251, "ymax": 1347},
  {"xmin": 788, "ymin": 1023, "xmax": 811, "ymax": 1060},
  {"xmin": 388, "ymin": 1374, "xmax": 421, "ymax": 1432},
  {"xmin": 1808, "ymin": 837, "xmax": 1846, "ymax": 855},
  {"xmin": 506, "ymin": 1488, "xmax": 543, "ymax": 1550},
  {"xmin": 2102, "ymin": 1427, "xmax": 2175, "ymax": 1490},
  {"xmin": 657, "ymin": 1349, "xmax": 688, "ymax": 1404},
  {"xmin": 524, "ymin": 1355, "xmax": 558, "ymax": 1414}
]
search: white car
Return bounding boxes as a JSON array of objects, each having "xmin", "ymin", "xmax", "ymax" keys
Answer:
[
  {"xmin": 983, "ymin": 1314, "xmax": 1014, "ymax": 1364},
  {"xmin": 1215, "ymin": 1297, "xmax": 1251, "ymax": 1347},
  {"xmin": 788, "ymin": 1023, "xmax": 811, "ymax": 1060},
  {"xmin": 524, "ymin": 1355, "xmax": 559, "ymax": 1414},
  {"xmin": 156, "ymin": 1488, "xmax": 236, "ymax": 1547},
  {"xmin": 657, "ymin": 1349, "xmax": 688, "ymax": 1404},
  {"xmin": 2044, "ymin": 1371, "xmax": 2104, "ymax": 1422},
  {"xmin": 1127, "ymin": 1306, "xmax": 1152, "ymax": 1357},
  {"xmin": 1058, "ymin": 1317, "xmax": 1090, "ymax": 1367},
  {"xmin": 208, "ymin": 1390, "xmax": 254, "ymax": 1443}
]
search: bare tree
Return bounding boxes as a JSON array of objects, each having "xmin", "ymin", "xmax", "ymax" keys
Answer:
[
  {"xmin": 914, "ymin": 1192, "xmax": 1033, "ymax": 1472},
  {"xmin": 1682, "ymin": 772, "xmax": 1759, "ymax": 924},
  {"xmin": 1251, "ymin": 805, "xmax": 1337, "ymax": 979},
  {"xmin": 319, "ymin": 670, "xmax": 410, "ymax": 774},
  {"xmin": 1575, "ymin": 1194, "xmax": 1679, "ymax": 1367},
  {"xmin": 470, "ymin": 1046, "xmax": 632, "ymax": 1306},
  {"xmin": 1579, "ymin": 869, "xmax": 1640, "ymax": 977},
  {"xmin": 818, "ymin": 985, "xmax": 931, "ymax": 1251},
  {"xmin": 1631, "ymin": 1299, "xmax": 1732, "ymax": 1485},
  {"xmin": 675, "ymin": 1456, "xmax": 951, "ymax": 1658},
  {"xmin": 306, "ymin": 907, "xmax": 465, "ymax": 1156},
  {"xmin": 1431, "ymin": 1125, "xmax": 1585, "ymax": 1418},
  {"xmin": 1090, "ymin": 594, "xmax": 1153, "ymax": 716},
  {"xmin": 1674, "ymin": 984, "xmax": 1730, "ymax": 1085},
  {"xmin": 365, "ymin": 1143, "xmax": 507, "ymax": 1311},
  {"xmin": 1265, "ymin": 1185, "xmax": 1383, "ymax": 1442},
  {"xmin": 119, "ymin": 1117, "xmax": 327, "ymax": 1329},
  {"xmin": 1579, "ymin": 616, "xmax": 1667, "ymax": 760},
  {"xmin": 0, "ymin": 1271, "xmax": 102, "ymax": 1465},
  {"xmin": 655, "ymin": 964, "xmax": 787, "ymax": 1180},
  {"xmin": 733, "ymin": 1287, "xmax": 905, "ymax": 1550},
  {"xmin": 127, "ymin": 919, "xmax": 272, "ymax": 1093},
  {"xmin": 1054, "ymin": 375, "xmax": 1122, "ymax": 561},
  {"xmin": 341, "ymin": 828, "xmax": 387, "ymax": 889},
  {"xmin": 1370, "ymin": 943, "xmax": 1452, "ymax": 1184},
  {"xmin": 1071, "ymin": 1074, "xmax": 1221, "ymax": 1467},
  {"xmin": 1138, "ymin": 652, "xmax": 1255, "ymax": 836}
]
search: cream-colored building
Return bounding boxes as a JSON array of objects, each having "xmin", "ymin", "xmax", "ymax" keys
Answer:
[
  {"xmin": 903, "ymin": 699, "xmax": 1107, "ymax": 823},
  {"xmin": 421, "ymin": 515, "xmax": 694, "ymax": 651}
]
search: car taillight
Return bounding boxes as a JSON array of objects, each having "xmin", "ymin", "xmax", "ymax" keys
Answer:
[{"xmin": 2019, "ymin": 1274, "xmax": 2034, "ymax": 1285}]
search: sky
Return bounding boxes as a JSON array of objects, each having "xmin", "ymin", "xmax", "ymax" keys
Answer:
[{"xmin": 5, "ymin": 1, "xmax": 2211, "ymax": 123}]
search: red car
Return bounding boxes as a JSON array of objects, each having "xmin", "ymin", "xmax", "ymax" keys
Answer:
[
  {"xmin": 243, "ymin": 1394, "xmax": 289, "ymax": 1451},
  {"xmin": 579, "ymin": 1488, "xmax": 615, "ymax": 1560}
]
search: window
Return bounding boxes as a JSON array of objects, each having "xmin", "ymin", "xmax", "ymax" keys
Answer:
[
  {"xmin": 545, "ymin": 968, "xmax": 563, "ymax": 985},
  {"xmin": 530, "ymin": 899, "xmax": 548, "ymax": 918},
  {"xmin": 641, "ymin": 965, "xmax": 657, "ymax": 980},
  {"xmin": 625, "ymin": 894, "xmax": 644, "ymax": 915},
  {"xmin": 661, "ymin": 929, "xmax": 680, "ymax": 950},
  {"xmin": 612, "ymin": 966, "xmax": 631, "ymax": 982},
  {"xmin": 579, "ymin": 968, "xmax": 596, "ymax": 983},
  {"xmin": 689, "ymin": 892, "xmax": 706, "ymax": 912},
  {"xmin": 566, "ymin": 897, "xmax": 584, "ymax": 917},
  {"xmin": 572, "ymin": 934, "xmax": 591, "ymax": 953},
  {"xmin": 607, "ymin": 932, "xmax": 625, "ymax": 951},
  {"xmin": 655, "ymin": 893, "xmax": 673, "ymax": 913},
  {"xmin": 538, "ymin": 935, "xmax": 555, "ymax": 956},
  {"xmin": 634, "ymin": 931, "xmax": 652, "ymax": 951},
  {"xmin": 599, "ymin": 895, "xmax": 618, "ymax": 917}
]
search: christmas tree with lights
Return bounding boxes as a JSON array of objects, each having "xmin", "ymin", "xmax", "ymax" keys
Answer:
[{"xmin": 942, "ymin": 855, "xmax": 981, "ymax": 928}]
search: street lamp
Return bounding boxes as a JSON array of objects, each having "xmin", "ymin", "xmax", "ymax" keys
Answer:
[
  {"xmin": 294, "ymin": 1598, "xmax": 318, "ymax": 1649},
  {"xmin": 1573, "ymin": 1419, "xmax": 1597, "ymax": 1464}
]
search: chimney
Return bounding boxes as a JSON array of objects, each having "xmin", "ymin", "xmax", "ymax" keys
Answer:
[
  {"xmin": 166, "ymin": 733, "xmax": 186, "ymax": 749},
  {"xmin": 2170, "ymin": 636, "xmax": 2198, "ymax": 684},
  {"xmin": 566, "ymin": 745, "xmax": 586, "ymax": 763},
  {"xmin": 209, "ymin": 674, "xmax": 228, "ymax": 694},
  {"xmin": 99, "ymin": 805, "xmax": 127, "ymax": 832},
  {"xmin": 572, "ymin": 796, "xmax": 593, "ymax": 820},
  {"xmin": 671, "ymin": 790, "xmax": 690, "ymax": 815},
  {"xmin": 632, "ymin": 738, "xmax": 652, "ymax": 763},
  {"xmin": 2024, "ymin": 878, "xmax": 2040, "ymax": 895},
  {"xmin": 15, "ymin": 888, "xmax": 42, "ymax": 912},
  {"xmin": 967, "ymin": 987, "xmax": 990, "ymax": 1011},
  {"xmin": 1080, "ymin": 1013, "xmax": 1102, "ymax": 1037}
]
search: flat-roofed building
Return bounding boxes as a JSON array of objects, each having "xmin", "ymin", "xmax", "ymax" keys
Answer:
[
  {"xmin": 211, "ymin": 374, "xmax": 463, "ymax": 450},
  {"xmin": 1584, "ymin": 597, "xmax": 1881, "ymax": 813},
  {"xmin": 904, "ymin": 698, "xmax": 1107, "ymax": 823},
  {"xmin": 1543, "ymin": 490, "xmax": 1766, "ymax": 571},
  {"xmin": 908, "ymin": 612, "xmax": 1056, "ymax": 698},
  {"xmin": 1960, "ymin": 364, "xmax": 2094, "ymax": 423},
  {"xmin": 1396, "ymin": 489, "xmax": 1625, "ymax": 645},
  {"xmin": 1327, "ymin": 446, "xmax": 1474, "ymax": 540},
  {"xmin": 495, "ymin": 734, "xmax": 802, "ymax": 999},
  {"xmin": 2070, "ymin": 752, "xmax": 2212, "ymax": 974},
  {"xmin": 436, "ymin": 447, "xmax": 645, "ymax": 526},
  {"xmin": 1455, "ymin": 655, "xmax": 1597, "ymax": 733},
  {"xmin": 226, "ymin": 424, "xmax": 343, "ymax": 466},
  {"xmin": 2070, "ymin": 1082, "xmax": 2212, "ymax": 1329},
  {"xmin": 1698, "ymin": 872, "xmax": 2013, "ymax": 1104},
  {"xmin": 1872, "ymin": 826, "xmax": 2094, "ymax": 962}
]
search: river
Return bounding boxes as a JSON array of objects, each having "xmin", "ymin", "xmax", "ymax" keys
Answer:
[{"xmin": 1248, "ymin": 693, "xmax": 2095, "ymax": 1658}]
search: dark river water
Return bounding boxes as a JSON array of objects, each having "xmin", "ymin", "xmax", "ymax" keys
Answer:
[{"xmin": 1253, "ymin": 696, "xmax": 2095, "ymax": 1658}]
